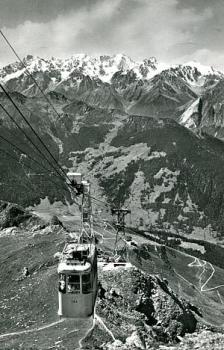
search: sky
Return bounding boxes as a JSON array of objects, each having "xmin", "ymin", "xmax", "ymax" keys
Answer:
[{"xmin": 0, "ymin": 0, "xmax": 224, "ymax": 70}]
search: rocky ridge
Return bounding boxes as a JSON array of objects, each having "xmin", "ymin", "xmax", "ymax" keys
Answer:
[{"xmin": 1, "ymin": 54, "xmax": 224, "ymax": 139}]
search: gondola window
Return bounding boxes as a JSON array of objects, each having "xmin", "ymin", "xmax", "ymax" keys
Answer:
[{"xmin": 67, "ymin": 275, "xmax": 80, "ymax": 293}]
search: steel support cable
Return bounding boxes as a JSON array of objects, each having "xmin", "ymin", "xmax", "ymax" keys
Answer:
[
  {"xmin": 89, "ymin": 194, "xmax": 110, "ymax": 208},
  {"xmin": 0, "ymin": 30, "xmax": 63, "ymax": 121},
  {"xmin": 0, "ymin": 29, "xmax": 121, "ymax": 189},
  {"xmin": 0, "ymin": 96, "xmax": 70, "ymax": 183},
  {"xmin": 0, "ymin": 147, "xmax": 41, "ymax": 192},
  {"xmin": 0, "ymin": 83, "xmax": 75, "ymax": 170},
  {"xmin": 0, "ymin": 124, "xmax": 44, "ymax": 159},
  {"xmin": 0, "ymin": 133, "xmax": 65, "ymax": 184},
  {"xmin": 0, "ymin": 103, "xmax": 66, "ymax": 183},
  {"xmin": 0, "ymin": 29, "xmax": 82, "ymax": 149},
  {"xmin": 93, "ymin": 214, "xmax": 128, "ymax": 259},
  {"xmin": 0, "ymin": 29, "xmax": 116, "ymax": 196},
  {"xmin": 0, "ymin": 85, "xmax": 72, "ymax": 183},
  {"xmin": 0, "ymin": 30, "xmax": 115, "ymax": 208},
  {"xmin": 0, "ymin": 147, "xmax": 71, "ymax": 194},
  {"xmin": 1, "ymin": 85, "xmax": 76, "ymax": 166},
  {"xmin": 3, "ymin": 127, "xmax": 67, "ymax": 183}
]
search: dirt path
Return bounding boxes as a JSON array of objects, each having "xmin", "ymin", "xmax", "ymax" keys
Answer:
[
  {"xmin": 188, "ymin": 257, "xmax": 224, "ymax": 292},
  {"xmin": 173, "ymin": 257, "xmax": 224, "ymax": 295},
  {"xmin": 0, "ymin": 319, "xmax": 64, "ymax": 340}
]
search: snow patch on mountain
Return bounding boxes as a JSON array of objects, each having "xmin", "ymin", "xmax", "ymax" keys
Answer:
[
  {"xmin": 184, "ymin": 61, "xmax": 218, "ymax": 76},
  {"xmin": 1, "ymin": 54, "xmax": 163, "ymax": 84},
  {"xmin": 0, "ymin": 68, "xmax": 25, "ymax": 83},
  {"xmin": 3, "ymin": 54, "xmax": 221, "ymax": 89},
  {"xmin": 179, "ymin": 98, "xmax": 200, "ymax": 128}
]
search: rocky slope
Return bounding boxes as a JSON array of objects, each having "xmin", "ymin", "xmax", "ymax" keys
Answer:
[
  {"xmin": 83, "ymin": 267, "xmax": 198, "ymax": 349},
  {"xmin": 0, "ymin": 203, "xmax": 224, "ymax": 350}
]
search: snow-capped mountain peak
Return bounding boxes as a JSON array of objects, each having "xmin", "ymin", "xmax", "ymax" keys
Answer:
[
  {"xmin": 1, "ymin": 54, "xmax": 223, "ymax": 98},
  {"xmin": 0, "ymin": 54, "xmax": 165, "ymax": 84},
  {"xmin": 183, "ymin": 61, "xmax": 219, "ymax": 76}
]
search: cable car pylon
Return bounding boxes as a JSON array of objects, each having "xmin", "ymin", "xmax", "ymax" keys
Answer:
[
  {"xmin": 57, "ymin": 173, "xmax": 97, "ymax": 319},
  {"xmin": 111, "ymin": 208, "xmax": 131, "ymax": 258}
]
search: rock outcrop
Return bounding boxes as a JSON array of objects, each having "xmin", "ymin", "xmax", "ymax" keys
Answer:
[{"xmin": 83, "ymin": 267, "xmax": 197, "ymax": 349}]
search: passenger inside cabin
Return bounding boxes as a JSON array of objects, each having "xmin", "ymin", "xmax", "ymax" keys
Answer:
[
  {"xmin": 59, "ymin": 274, "xmax": 66, "ymax": 293},
  {"xmin": 67, "ymin": 275, "xmax": 80, "ymax": 293},
  {"xmin": 59, "ymin": 280, "xmax": 66, "ymax": 293}
]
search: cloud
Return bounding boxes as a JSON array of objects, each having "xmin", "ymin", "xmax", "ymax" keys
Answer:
[
  {"xmin": 178, "ymin": 48, "xmax": 224, "ymax": 71},
  {"xmin": 0, "ymin": 0, "xmax": 219, "ymax": 68},
  {"xmin": 0, "ymin": 0, "xmax": 123, "ymax": 63},
  {"xmin": 110, "ymin": 0, "xmax": 213, "ymax": 60}
]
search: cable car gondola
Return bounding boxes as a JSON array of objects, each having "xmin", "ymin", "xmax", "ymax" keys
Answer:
[
  {"xmin": 57, "ymin": 173, "xmax": 98, "ymax": 318},
  {"xmin": 58, "ymin": 241, "xmax": 97, "ymax": 318}
]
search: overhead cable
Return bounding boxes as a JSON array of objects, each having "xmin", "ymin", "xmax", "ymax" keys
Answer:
[
  {"xmin": 0, "ymin": 29, "xmax": 82, "ymax": 149},
  {"xmin": 0, "ymin": 147, "xmax": 70, "ymax": 194},
  {"xmin": 0, "ymin": 91, "xmax": 71, "ymax": 183},
  {"xmin": 0, "ymin": 132, "xmax": 64, "ymax": 183}
]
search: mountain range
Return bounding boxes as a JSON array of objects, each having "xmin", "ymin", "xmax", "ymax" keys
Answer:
[
  {"xmin": 1, "ymin": 55, "xmax": 224, "ymax": 242},
  {"xmin": 1, "ymin": 53, "xmax": 224, "ymax": 139}
]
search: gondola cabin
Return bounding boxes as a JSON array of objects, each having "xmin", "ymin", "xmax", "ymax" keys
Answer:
[{"xmin": 58, "ymin": 241, "xmax": 97, "ymax": 318}]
